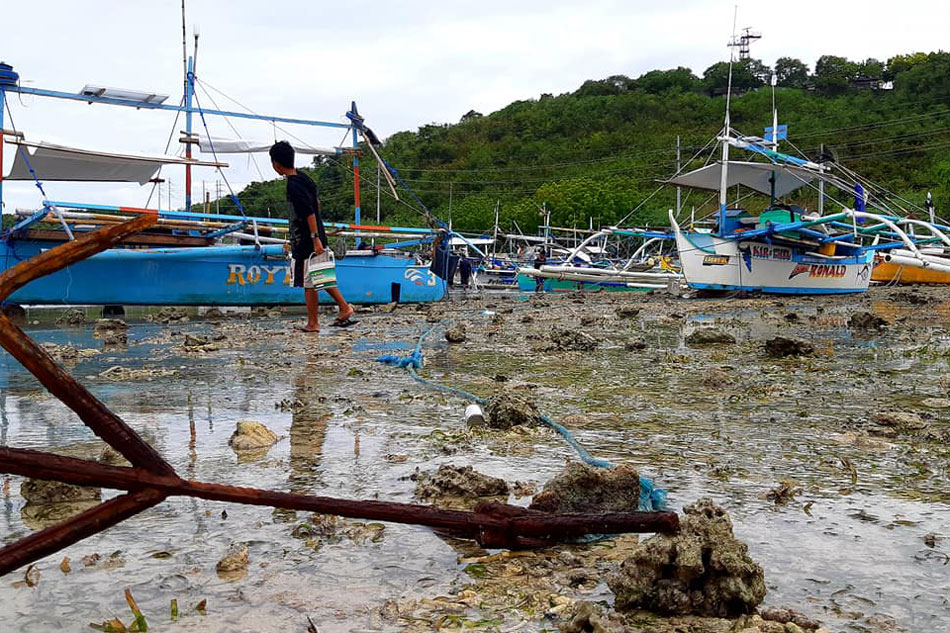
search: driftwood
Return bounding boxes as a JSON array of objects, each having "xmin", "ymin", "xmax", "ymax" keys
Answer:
[{"xmin": 0, "ymin": 218, "xmax": 678, "ymax": 577}]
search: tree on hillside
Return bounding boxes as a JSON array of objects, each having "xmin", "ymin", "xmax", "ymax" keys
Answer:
[
  {"xmin": 857, "ymin": 58, "xmax": 885, "ymax": 80},
  {"xmin": 774, "ymin": 57, "xmax": 809, "ymax": 88},
  {"xmin": 895, "ymin": 52, "xmax": 950, "ymax": 101},
  {"xmin": 814, "ymin": 55, "xmax": 858, "ymax": 95},
  {"xmin": 702, "ymin": 59, "xmax": 764, "ymax": 95},
  {"xmin": 884, "ymin": 52, "xmax": 929, "ymax": 80},
  {"xmin": 632, "ymin": 67, "xmax": 700, "ymax": 94},
  {"xmin": 574, "ymin": 78, "xmax": 624, "ymax": 97}
]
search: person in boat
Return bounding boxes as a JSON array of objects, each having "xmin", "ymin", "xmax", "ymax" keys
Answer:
[
  {"xmin": 533, "ymin": 248, "xmax": 547, "ymax": 292},
  {"xmin": 269, "ymin": 141, "xmax": 355, "ymax": 331}
]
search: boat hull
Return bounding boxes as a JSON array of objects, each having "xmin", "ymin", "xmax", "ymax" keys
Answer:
[
  {"xmin": 871, "ymin": 259, "xmax": 950, "ymax": 284},
  {"xmin": 516, "ymin": 272, "xmax": 657, "ymax": 292},
  {"xmin": 0, "ymin": 240, "xmax": 446, "ymax": 305},
  {"xmin": 673, "ymin": 229, "xmax": 873, "ymax": 294}
]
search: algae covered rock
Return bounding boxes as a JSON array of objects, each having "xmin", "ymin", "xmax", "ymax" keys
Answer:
[
  {"xmin": 550, "ymin": 327, "xmax": 599, "ymax": 352},
  {"xmin": 848, "ymin": 311, "xmax": 887, "ymax": 332},
  {"xmin": 216, "ymin": 542, "xmax": 249, "ymax": 580},
  {"xmin": 685, "ymin": 329, "xmax": 736, "ymax": 346},
  {"xmin": 21, "ymin": 479, "xmax": 101, "ymax": 505},
  {"xmin": 153, "ymin": 306, "xmax": 189, "ymax": 324},
  {"xmin": 529, "ymin": 462, "xmax": 641, "ymax": 514},
  {"xmin": 56, "ymin": 308, "xmax": 86, "ymax": 326},
  {"xmin": 871, "ymin": 411, "xmax": 929, "ymax": 432},
  {"xmin": 228, "ymin": 421, "xmax": 279, "ymax": 452},
  {"xmin": 101, "ymin": 330, "xmax": 128, "ymax": 350},
  {"xmin": 93, "ymin": 318, "xmax": 128, "ymax": 337},
  {"xmin": 484, "ymin": 390, "xmax": 543, "ymax": 429},
  {"xmin": 764, "ymin": 337, "xmax": 814, "ymax": 358},
  {"xmin": 444, "ymin": 323, "xmax": 467, "ymax": 343},
  {"xmin": 560, "ymin": 601, "xmax": 625, "ymax": 633},
  {"xmin": 617, "ymin": 306, "xmax": 641, "ymax": 319},
  {"xmin": 412, "ymin": 464, "xmax": 509, "ymax": 500},
  {"xmin": 20, "ymin": 479, "xmax": 102, "ymax": 531},
  {"xmin": 624, "ymin": 336, "xmax": 647, "ymax": 351},
  {"xmin": 607, "ymin": 498, "xmax": 766, "ymax": 617}
]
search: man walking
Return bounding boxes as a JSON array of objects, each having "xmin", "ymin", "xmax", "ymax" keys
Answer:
[{"xmin": 270, "ymin": 141, "xmax": 355, "ymax": 332}]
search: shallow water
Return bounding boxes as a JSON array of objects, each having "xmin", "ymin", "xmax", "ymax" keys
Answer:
[{"xmin": 0, "ymin": 293, "xmax": 948, "ymax": 632}]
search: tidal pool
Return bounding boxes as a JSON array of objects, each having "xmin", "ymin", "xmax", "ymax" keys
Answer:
[{"xmin": 0, "ymin": 291, "xmax": 947, "ymax": 632}]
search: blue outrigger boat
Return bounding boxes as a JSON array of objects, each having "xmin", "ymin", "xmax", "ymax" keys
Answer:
[{"xmin": 0, "ymin": 55, "xmax": 452, "ymax": 306}]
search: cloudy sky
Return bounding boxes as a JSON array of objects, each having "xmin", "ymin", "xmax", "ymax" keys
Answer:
[{"xmin": 1, "ymin": 0, "xmax": 946, "ymax": 215}]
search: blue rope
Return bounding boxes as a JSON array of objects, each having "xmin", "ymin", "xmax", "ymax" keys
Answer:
[
  {"xmin": 3, "ymin": 96, "xmax": 49, "ymax": 201},
  {"xmin": 374, "ymin": 324, "xmax": 667, "ymax": 511}
]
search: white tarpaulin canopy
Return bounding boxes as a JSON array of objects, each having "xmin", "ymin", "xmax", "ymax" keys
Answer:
[
  {"xmin": 666, "ymin": 161, "xmax": 822, "ymax": 197},
  {"xmin": 196, "ymin": 136, "xmax": 337, "ymax": 155},
  {"xmin": 5, "ymin": 141, "xmax": 227, "ymax": 184}
]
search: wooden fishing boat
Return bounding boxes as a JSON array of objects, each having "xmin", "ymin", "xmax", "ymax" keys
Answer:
[
  {"xmin": 0, "ymin": 57, "xmax": 448, "ymax": 306},
  {"xmin": 665, "ymin": 50, "xmax": 947, "ymax": 294}
]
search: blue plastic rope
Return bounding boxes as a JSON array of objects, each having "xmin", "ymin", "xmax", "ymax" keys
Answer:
[
  {"xmin": 374, "ymin": 324, "xmax": 667, "ymax": 511},
  {"xmin": 3, "ymin": 96, "xmax": 49, "ymax": 200}
]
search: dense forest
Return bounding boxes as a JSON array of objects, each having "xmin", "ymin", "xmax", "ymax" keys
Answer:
[{"xmin": 218, "ymin": 51, "xmax": 950, "ymax": 235}]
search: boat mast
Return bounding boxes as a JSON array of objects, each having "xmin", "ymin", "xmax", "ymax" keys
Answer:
[
  {"xmin": 352, "ymin": 102, "xmax": 361, "ymax": 247},
  {"xmin": 185, "ymin": 55, "xmax": 195, "ymax": 212},
  {"xmin": 0, "ymin": 65, "xmax": 9, "ymax": 213},
  {"xmin": 181, "ymin": 1, "xmax": 195, "ymax": 213},
  {"xmin": 770, "ymin": 71, "xmax": 778, "ymax": 208},
  {"xmin": 492, "ymin": 200, "xmax": 500, "ymax": 261},
  {"xmin": 718, "ymin": 9, "xmax": 739, "ymax": 236}
]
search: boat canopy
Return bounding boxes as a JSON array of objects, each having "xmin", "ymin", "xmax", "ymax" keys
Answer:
[
  {"xmin": 665, "ymin": 160, "xmax": 821, "ymax": 197},
  {"xmin": 196, "ymin": 136, "xmax": 337, "ymax": 155},
  {"xmin": 5, "ymin": 141, "xmax": 227, "ymax": 184}
]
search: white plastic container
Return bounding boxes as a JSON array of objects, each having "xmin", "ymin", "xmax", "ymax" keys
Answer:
[{"xmin": 464, "ymin": 403, "xmax": 486, "ymax": 427}]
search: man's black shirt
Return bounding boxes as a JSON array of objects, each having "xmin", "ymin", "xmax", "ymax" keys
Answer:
[{"xmin": 286, "ymin": 172, "xmax": 329, "ymax": 259}]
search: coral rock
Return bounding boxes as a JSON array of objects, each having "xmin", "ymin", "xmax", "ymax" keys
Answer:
[
  {"xmin": 530, "ymin": 462, "xmax": 641, "ymax": 514},
  {"xmin": 608, "ymin": 498, "xmax": 766, "ymax": 617}
]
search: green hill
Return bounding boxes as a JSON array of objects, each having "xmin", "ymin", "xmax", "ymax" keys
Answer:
[{"xmin": 218, "ymin": 51, "xmax": 950, "ymax": 235}]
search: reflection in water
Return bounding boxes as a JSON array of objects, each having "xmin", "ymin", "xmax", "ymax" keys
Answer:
[{"xmin": 288, "ymin": 369, "xmax": 330, "ymax": 493}]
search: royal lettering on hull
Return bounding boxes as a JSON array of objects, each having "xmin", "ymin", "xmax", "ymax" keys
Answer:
[
  {"xmin": 788, "ymin": 263, "xmax": 847, "ymax": 280},
  {"xmin": 227, "ymin": 264, "xmax": 291, "ymax": 286}
]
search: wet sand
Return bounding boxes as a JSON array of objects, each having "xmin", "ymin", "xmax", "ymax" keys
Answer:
[{"xmin": 0, "ymin": 286, "xmax": 948, "ymax": 632}]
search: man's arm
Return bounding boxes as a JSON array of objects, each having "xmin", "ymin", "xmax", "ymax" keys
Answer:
[{"xmin": 307, "ymin": 214, "xmax": 325, "ymax": 255}]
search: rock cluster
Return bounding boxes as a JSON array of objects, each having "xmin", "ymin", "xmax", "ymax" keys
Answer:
[
  {"xmin": 848, "ymin": 311, "xmax": 887, "ymax": 332},
  {"xmin": 616, "ymin": 306, "xmax": 641, "ymax": 319},
  {"xmin": 608, "ymin": 498, "xmax": 766, "ymax": 618},
  {"xmin": 444, "ymin": 323, "xmax": 466, "ymax": 343},
  {"xmin": 764, "ymin": 337, "xmax": 814, "ymax": 358},
  {"xmin": 484, "ymin": 390, "xmax": 543, "ymax": 429},
  {"xmin": 228, "ymin": 421, "xmax": 279, "ymax": 452},
  {"xmin": 153, "ymin": 306, "xmax": 189, "ymax": 323},
  {"xmin": 550, "ymin": 327, "xmax": 599, "ymax": 351},
  {"xmin": 685, "ymin": 329, "xmax": 736, "ymax": 346},
  {"xmin": 55, "ymin": 309, "xmax": 86, "ymax": 326},
  {"xmin": 529, "ymin": 462, "xmax": 641, "ymax": 514},
  {"xmin": 412, "ymin": 464, "xmax": 509, "ymax": 500}
]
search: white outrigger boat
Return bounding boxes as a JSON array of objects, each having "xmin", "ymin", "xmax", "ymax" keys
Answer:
[
  {"xmin": 516, "ymin": 227, "xmax": 682, "ymax": 292},
  {"xmin": 665, "ymin": 53, "xmax": 949, "ymax": 294}
]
